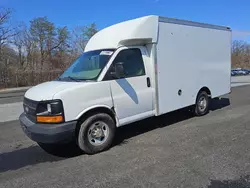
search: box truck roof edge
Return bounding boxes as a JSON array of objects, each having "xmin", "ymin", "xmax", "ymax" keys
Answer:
[{"xmin": 85, "ymin": 15, "xmax": 231, "ymax": 53}]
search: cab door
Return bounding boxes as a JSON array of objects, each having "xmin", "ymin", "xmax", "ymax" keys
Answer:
[{"xmin": 103, "ymin": 47, "xmax": 154, "ymax": 126}]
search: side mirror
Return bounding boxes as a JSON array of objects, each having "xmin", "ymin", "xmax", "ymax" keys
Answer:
[{"xmin": 111, "ymin": 62, "xmax": 125, "ymax": 79}]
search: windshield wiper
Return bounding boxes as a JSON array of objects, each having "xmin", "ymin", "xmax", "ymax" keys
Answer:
[
  {"xmin": 58, "ymin": 76, "xmax": 95, "ymax": 82},
  {"xmin": 58, "ymin": 76, "xmax": 81, "ymax": 82},
  {"xmin": 56, "ymin": 77, "xmax": 62, "ymax": 81},
  {"xmin": 67, "ymin": 76, "xmax": 83, "ymax": 82}
]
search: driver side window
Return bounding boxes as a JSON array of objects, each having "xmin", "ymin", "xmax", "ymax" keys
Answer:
[{"xmin": 104, "ymin": 48, "xmax": 145, "ymax": 80}]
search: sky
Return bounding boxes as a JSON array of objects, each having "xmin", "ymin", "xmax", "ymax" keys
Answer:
[{"xmin": 1, "ymin": 0, "xmax": 250, "ymax": 40}]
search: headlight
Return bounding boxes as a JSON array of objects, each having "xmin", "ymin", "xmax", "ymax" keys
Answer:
[{"xmin": 36, "ymin": 100, "xmax": 64, "ymax": 123}]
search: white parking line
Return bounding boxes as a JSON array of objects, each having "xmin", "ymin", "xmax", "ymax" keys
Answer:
[{"xmin": 0, "ymin": 102, "xmax": 23, "ymax": 123}]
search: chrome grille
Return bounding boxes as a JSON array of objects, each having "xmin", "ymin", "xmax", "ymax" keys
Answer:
[{"xmin": 23, "ymin": 97, "xmax": 38, "ymax": 122}]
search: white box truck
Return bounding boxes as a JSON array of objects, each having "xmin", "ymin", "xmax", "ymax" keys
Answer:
[{"xmin": 20, "ymin": 15, "xmax": 231, "ymax": 154}]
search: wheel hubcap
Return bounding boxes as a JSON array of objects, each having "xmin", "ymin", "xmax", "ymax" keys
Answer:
[
  {"xmin": 87, "ymin": 121, "xmax": 109, "ymax": 146},
  {"xmin": 198, "ymin": 97, "xmax": 207, "ymax": 112}
]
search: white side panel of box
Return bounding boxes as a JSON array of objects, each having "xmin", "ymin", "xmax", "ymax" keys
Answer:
[{"xmin": 156, "ymin": 22, "xmax": 231, "ymax": 115}]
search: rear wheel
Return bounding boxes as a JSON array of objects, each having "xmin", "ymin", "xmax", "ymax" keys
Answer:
[
  {"xmin": 194, "ymin": 91, "xmax": 210, "ymax": 116},
  {"xmin": 77, "ymin": 113, "xmax": 116, "ymax": 154}
]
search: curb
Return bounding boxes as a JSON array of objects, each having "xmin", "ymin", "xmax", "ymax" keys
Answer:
[
  {"xmin": 0, "ymin": 87, "xmax": 31, "ymax": 94},
  {"xmin": 0, "ymin": 87, "xmax": 31, "ymax": 99}
]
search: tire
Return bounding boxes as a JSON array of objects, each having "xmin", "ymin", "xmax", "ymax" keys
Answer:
[
  {"xmin": 194, "ymin": 91, "xmax": 210, "ymax": 116},
  {"xmin": 77, "ymin": 113, "xmax": 116, "ymax": 155}
]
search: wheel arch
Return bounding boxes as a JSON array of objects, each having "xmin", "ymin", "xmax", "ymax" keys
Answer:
[
  {"xmin": 194, "ymin": 87, "xmax": 212, "ymax": 104},
  {"xmin": 76, "ymin": 105, "xmax": 117, "ymax": 124},
  {"xmin": 197, "ymin": 87, "xmax": 212, "ymax": 99},
  {"xmin": 75, "ymin": 105, "xmax": 118, "ymax": 138}
]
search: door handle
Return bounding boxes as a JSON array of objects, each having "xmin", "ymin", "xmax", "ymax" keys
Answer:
[{"xmin": 146, "ymin": 77, "xmax": 151, "ymax": 87}]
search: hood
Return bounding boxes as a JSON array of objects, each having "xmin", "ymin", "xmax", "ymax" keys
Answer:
[{"xmin": 25, "ymin": 81, "xmax": 89, "ymax": 101}]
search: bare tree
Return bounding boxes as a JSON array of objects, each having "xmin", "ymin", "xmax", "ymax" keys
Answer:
[
  {"xmin": 0, "ymin": 8, "xmax": 11, "ymax": 60},
  {"xmin": 30, "ymin": 17, "xmax": 55, "ymax": 74},
  {"xmin": 232, "ymin": 40, "xmax": 250, "ymax": 68},
  {"xmin": 0, "ymin": 8, "xmax": 16, "ymax": 87},
  {"xmin": 13, "ymin": 24, "xmax": 26, "ymax": 67},
  {"xmin": 30, "ymin": 17, "xmax": 72, "ymax": 78},
  {"xmin": 72, "ymin": 23, "xmax": 98, "ymax": 53},
  {"xmin": 0, "ymin": 7, "xmax": 99, "ymax": 88}
]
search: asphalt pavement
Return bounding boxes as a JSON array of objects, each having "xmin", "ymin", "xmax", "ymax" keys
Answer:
[{"xmin": 1, "ymin": 85, "xmax": 250, "ymax": 187}]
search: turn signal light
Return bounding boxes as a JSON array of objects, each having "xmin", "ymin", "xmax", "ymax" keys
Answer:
[{"xmin": 37, "ymin": 115, "xmax": 64, "ymax": 123}]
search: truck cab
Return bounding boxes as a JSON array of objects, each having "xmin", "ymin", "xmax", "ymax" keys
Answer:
[{"xmin": 20, "ymin": 19, "xmax": 156, "ymax": 154}]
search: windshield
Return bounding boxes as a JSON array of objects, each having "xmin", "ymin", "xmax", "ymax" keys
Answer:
[{"xmin": 59, "ymin": 49, "xmax": 114, "ymax": 81}]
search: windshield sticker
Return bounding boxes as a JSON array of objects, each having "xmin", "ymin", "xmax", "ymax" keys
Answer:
[{"xmin": 100, "ymin": 51, "xmax": 113, "ymax": 56}]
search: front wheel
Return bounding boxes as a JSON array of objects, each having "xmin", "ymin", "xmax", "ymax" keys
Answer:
[
  {"xmin": 194, "ymin": 91, "xmax": 210, "ymax": 116},
  {"xmin": 77, "ymin": 113, "xmax": 116, "ymax": 155}
]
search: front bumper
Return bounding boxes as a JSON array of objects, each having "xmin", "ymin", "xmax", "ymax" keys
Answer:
[{"xmin": 19, "ymin": 113, "xmax": 77, "ymax": 144}]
